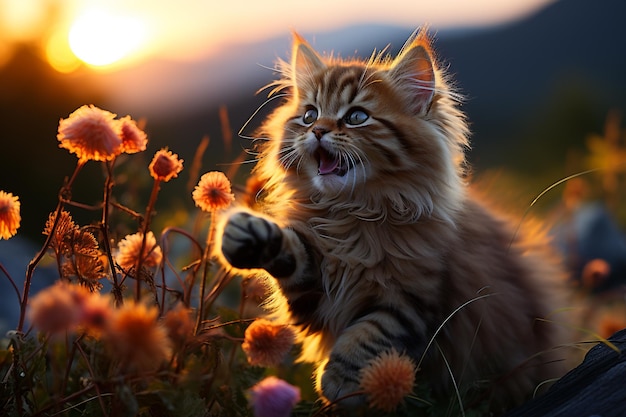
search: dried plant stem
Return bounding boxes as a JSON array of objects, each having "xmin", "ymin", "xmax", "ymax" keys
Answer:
[
  {"xmin": 19, "ymin": 160, "xmax": 85, "ymax": 333},
  {"xmin": 75, "ymin": 340, "xmax": 108, "ymax": 415},
  {"xmin": 202, "ymin": 268, "xmax": 232, "ymax": 315},
  {"xmin": 160, "ymin": 226, "xmax": 204, "ymax": 307},
  {"xmin": 195, "ymin": 210, "xmax": 216, "ymax": 335},
  {"xmin": 30, "ymin": 384, "xmax": 105, "ymax": 417},
  {"xmin": 12, "ymin": 160, "xmax": 85, "ymax": 416},
  {"xmin": 60, "ymin": 333, "xmax": 81, "ymax": 407},
  {"xmin": 101, "ymin": 160, "xmax": 123, "ymax": 306},
  {"xmin": 0, "ymin": 261, "xmax": 21, "ymax": 303},
  {"xmin": 134, "ymin": 178, "xmax": 161, "ymax": 301}
]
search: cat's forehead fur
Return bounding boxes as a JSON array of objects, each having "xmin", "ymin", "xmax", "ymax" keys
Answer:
[
  {"xmin": 296, "ymin": 65, "xmax": 380, "ymax": 115},
  {"xmin": 285, "ymin": 31, "xmax": 435, "ymax": 116}
]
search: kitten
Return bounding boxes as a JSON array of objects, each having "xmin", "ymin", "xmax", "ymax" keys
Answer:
[{"xmin": 218, "ymin": 30, "xmax": 569, "ymax": 412}]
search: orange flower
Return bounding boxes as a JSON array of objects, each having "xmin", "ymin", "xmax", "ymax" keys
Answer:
[
  {"xmin": 0, "ymin": 191, "xmax": 20, "ymax": 240},
  {"xmin": 163, "ymin": 303, "xmax": 194, "ymax": 346},
  {"xmin": 104, "ymin": 302, "xmax": 172, "ymax": 372},
  {"xmin": 61, "ymin": 246, "xmax": 107, "ymax": 284},
  {"xmin": 242, "ymin": 319, "xmax": 295, "ymax": 367},
  {"xmin": 359, "ymin": 349, "xmax": 416, "ymax": 412},
  {"xmin": 42, "ymin": 210, "xmax": 77, "ymax": 252},
  {"xmin": 78, "ymin": 291, "xmax": 113, "ymax": 337},
  {"xmin": 119, "ymin": 116, "xmax": 148, "ymax": 154},
  {"xmin": 28, "ymin": 281, "xmax": 90, "ymax": 333},
  {"xmin": 115, "ymin": 231, "xmax": 162, "ymax": 272},
  {"xmin": 149, "ymin": 148, "xmax": 183, "ymax": 182},
  {"xmin": 192, "ymin": 171, "xmax": 235, "ymax": 212},
  {"xmin": 57, "ymin": 105, "xmax": 123, "ymax": 162}
]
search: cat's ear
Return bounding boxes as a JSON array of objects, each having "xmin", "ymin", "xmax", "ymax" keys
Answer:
[
  {"xmin": 388, "ymin": 32, "xmax": 436, "ymax": 114},
  {"xmin": 291, "ymin": 32, "xmax": 325, "ymax": 89}
]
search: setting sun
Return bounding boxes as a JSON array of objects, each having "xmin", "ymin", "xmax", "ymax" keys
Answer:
[{"xmin": 68, "ymin": 8, "xmax": 146, "ymax": 68}]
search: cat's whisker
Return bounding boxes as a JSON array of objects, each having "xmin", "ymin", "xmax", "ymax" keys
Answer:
[
  {"xmin": 294, "ymin": 153, "xmax": 307, "ymax": 175},
  {"xmin": 238, "ymin": 93, "xmax": 291, "ymax": 140},
  {"xmin": 278, "ymin": 148, "xmax": 299, "ymax": 171},
  {"xmin": 344, "ymin": 143, "xmax": 370, "ymax": 185},
  {"xmin": 345, "ymin": 152, "xmax": 359, "ymax": 195},
  {"xmin": 215, "ymin": 158, "xmax": 258, "ymax": 167}
]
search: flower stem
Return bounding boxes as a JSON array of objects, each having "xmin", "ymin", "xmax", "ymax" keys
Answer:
[
  {"xmin": 19, "ymin": 160, "xmax": 85, "ymax": 333},
  {"xmin": 194, "ymin": 210, "xmax": 216, "ymax": 335},
  {"xmin": 14, "ymin": 160, "xmax": 84, "ymax": 417},
  {"xmin": 134, "ymin": 178, "xmax": 161, "ymax": 301},
  {"xmin": 160, "ymin": 226, "xmax": 204, "ymax": 307},
  {"xmin": 101, "ymin": 160, "xmax": 123, "ymax": 306},
  {"xmin": 0, "ymin": 261, "xmax": 21, "ymax": 303}
]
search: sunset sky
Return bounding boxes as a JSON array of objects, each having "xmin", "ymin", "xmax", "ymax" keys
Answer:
[{"xmin": 0, "ymin": 0, "xmax": 555, "ymax": 71}]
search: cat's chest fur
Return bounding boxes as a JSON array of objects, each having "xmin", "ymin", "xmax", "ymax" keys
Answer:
[{"xmin": 286, "ymin": 205, "xmax": 453, "ymax": 335}]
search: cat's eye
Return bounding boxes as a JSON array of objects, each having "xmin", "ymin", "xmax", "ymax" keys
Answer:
[
  {"xmin": 345, "ymin": 109, "xmax": 369, "ymax": 125},
  {"xmin": 302, "ymin": 107, "xmax": 318, "ymax": 125}
]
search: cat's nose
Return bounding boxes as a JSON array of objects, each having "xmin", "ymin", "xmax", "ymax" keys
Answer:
[{"xmin": 312, "ymin": 127, "xmax": 329, "ymax": 140}]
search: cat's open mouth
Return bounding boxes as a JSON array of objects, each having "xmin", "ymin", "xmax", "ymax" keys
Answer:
[{"xmin": 315, "ymin": 147, "xmax": 348, "ymax": 177}]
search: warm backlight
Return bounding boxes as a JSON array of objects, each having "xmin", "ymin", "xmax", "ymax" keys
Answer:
[{"xmin": 68, "ymin": 9, "xmax": 146, "ymax": 68}]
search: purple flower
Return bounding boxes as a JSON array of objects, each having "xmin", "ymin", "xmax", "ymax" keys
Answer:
[{"xmin": 250, "ymin": 377, "xmax": 301, "ymax": 417}]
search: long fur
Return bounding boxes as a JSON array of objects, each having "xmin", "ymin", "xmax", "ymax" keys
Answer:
[{"xmin": 218, "ymin": 29, "xmax": 570, "ymax": 412}]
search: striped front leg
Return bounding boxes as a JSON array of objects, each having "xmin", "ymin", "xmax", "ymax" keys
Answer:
[
  {"xmin": 221, "ymin": 211, "xmax": 323, "ymax": 324},
  {"xmin": 318, "ymin": 304, "xmax": 423, "ymax": 407}
]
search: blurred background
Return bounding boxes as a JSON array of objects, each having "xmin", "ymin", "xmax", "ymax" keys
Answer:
[{"xmin": 1, "ymin": 0, "xmax": 626, "ymax": 331}]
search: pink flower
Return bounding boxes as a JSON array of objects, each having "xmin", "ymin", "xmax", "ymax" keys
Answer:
[
  {"xmin": 149, "ymin": 148, "xmax": 184, "ymax": 182},
  {"xmin": 115, "ymin": 231, "xmax": 163, "ymax": 271},
  {"xmin": 78, "ymin": 291, "xmax": 113, "ymax": 337},
  {"xmin": 28, "ymin": 282, "xmax": 92, "ymax": 334},
  {"xmin": 250, "ymin": 377, "xmax": 300, "ymax": 417},
  {"xmin": 119, "ymin": 116, "xmax": 148, "ymax": 154},
  {"xmin": 57, "ymin": 105, "xmax": 123, "ymax": 162}
]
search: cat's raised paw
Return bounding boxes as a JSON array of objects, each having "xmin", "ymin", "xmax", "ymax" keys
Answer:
[
  {"xmin": 221, "ymin": 212, "xmax": 283, "ymax": 270},
  {"xmin": 320, "ymin": 357, "xmax": 367, "ymax": 409}
]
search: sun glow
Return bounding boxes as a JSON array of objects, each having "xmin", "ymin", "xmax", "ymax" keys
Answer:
[{"xmin": 68, "ymin": 8, "xmax": 146, "ymax": 69}]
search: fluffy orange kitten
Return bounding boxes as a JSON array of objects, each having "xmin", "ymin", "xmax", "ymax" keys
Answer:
[{"xmin": 219, "ymin": 30, "xmax": 569, "ymax": 412}]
